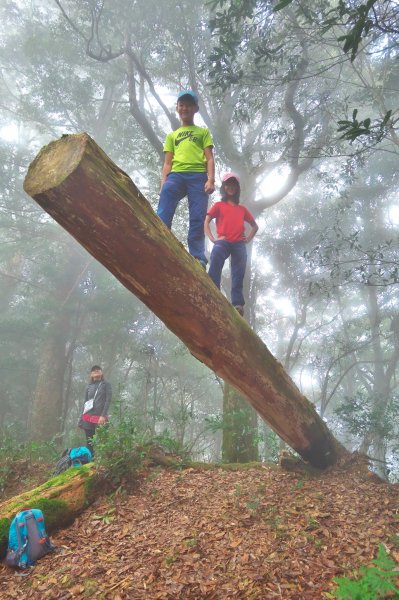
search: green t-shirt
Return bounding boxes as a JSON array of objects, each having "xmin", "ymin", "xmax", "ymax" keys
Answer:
[{"xmin": 164, "ymin": 125, "xmax": 213, "ymax": 172}]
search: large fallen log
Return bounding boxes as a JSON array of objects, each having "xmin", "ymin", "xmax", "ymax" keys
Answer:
[
  {"xmin": 24, "ymin": 133, "xmax": 349, "ymax": 469},
  {"xmin": 0, "ymin": 464, "xmax": 99, "ymax": 558}
]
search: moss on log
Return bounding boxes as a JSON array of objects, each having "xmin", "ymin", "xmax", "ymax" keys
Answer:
[
  {"xmin": 0, "ymin": 464, "xmax": 99, "ymax": 558},
  {"xmin": 23, "ymin": 133, "xmax": 349, "ymax": 469}
]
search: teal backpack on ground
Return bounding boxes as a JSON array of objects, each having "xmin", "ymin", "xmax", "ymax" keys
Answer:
[
  {"xmin": 53, "ymin": 446, "xmax": 92, "ymax": 476},
  {"xmin": 5, "ymin": 508, "xmax": 55, "ymax": 568},
  {"xmin": 69, "ymin": 446, "xmax": 92, "ymax": 466}
]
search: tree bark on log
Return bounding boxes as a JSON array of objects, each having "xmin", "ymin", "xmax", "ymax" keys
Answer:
[
  {"xmin": 23, "ymin": 133, "xmax": 349, "ymax": 469},
  {"xmin": 0, "ymin": 465, "xmax": 99, "ymax": 558}
]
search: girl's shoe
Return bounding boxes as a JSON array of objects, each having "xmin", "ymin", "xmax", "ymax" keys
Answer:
[
  {"xmin": 196, "ymin": 258, "xmax": 207, "ymax": 270},
  {"xmin": 234, "ymin": 305, "xmax": 244, "ymax": 316}
]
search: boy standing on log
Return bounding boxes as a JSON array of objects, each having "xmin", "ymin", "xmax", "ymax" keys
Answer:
[
  {"xmin": 205, "ymin": 173, "xmax": 258, "ymax": 317},
  {"xmin": 157, "ymin": 90, "xmax": 215, "ymax": 268}
]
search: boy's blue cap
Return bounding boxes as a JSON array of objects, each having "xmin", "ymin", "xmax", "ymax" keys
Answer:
[{"xmin": 177, "ymin": 90, "xmax": 199, "ymax": 104}]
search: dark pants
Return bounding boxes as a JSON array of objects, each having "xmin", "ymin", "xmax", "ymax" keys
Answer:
[
  {"xmin": 208, "ymin": 240, "xmax": 247, "ymax": 306},
  {"xmin": 84, "ymin": 426, "xmax": 96, "ymax": 457},
  {"xmin": 157, "ymin": 172, "xmax": 209, "ymax": 262}
]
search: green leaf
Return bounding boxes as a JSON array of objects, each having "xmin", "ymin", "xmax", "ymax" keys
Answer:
[
  {"xmin": 273, "ymin": 0, "xmax": 294, "ymax": 12},
  {"xmin": 332, "ymin": 545, "xmax": 399, "ymax": 599},
  {"xmin": 382, "ymin": 110, "xmax": 392, "ymax": 126}
]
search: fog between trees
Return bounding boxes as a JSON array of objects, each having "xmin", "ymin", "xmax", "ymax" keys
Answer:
[{"xmin": 0, "ymin": 0, "xmax": 398, "ymax": 480}]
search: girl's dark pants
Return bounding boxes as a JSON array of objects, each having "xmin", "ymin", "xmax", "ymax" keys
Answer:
[
  {"xmin": 208, "ymin": 240, "xmax": 247, "ymax": 306},
  {"xmin": 84, "ymin": 426, "xmax": 96, "ymax": 457}
]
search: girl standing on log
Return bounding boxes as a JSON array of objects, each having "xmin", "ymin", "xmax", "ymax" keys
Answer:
[{"xmin": 204, "ymin": 173, "xmax": 258, "ymax": 317}]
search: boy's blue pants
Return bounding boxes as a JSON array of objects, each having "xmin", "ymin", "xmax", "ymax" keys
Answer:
[
  {"xmin": 208, "ymin": 240, "xmax": 247, "ymax": 306},
  {"xmin": 157, "ymin": 172, "xmax": 208, "ymax": 263}
]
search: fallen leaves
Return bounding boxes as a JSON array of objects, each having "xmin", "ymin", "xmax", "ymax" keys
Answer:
[{"xmin": 0, "ymin": 464, "xmax": 398, "ymax": 598}]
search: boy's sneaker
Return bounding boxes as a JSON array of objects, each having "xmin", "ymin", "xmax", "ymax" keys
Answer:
[{"xmin": 234, "ymin": 305, "xmax": 244, "ymax": 317}]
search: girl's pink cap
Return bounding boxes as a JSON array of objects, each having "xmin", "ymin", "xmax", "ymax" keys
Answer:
[{"xmin": 222, "ymin": 172, "xmax": 240, "ymax": 183}]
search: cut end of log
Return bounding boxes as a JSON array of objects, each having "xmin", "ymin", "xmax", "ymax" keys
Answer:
[
  {"xmin": 297, "ymin": 440, "xmax": 339, "ymax": 469},
  {"xmin": 23, "ymin": 133, "xmax": 89, "ymax": 197}
]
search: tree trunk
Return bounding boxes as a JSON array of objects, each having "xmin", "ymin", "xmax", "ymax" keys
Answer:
[
  {"xmin": 0, "ymin": 465, "xmax": 99, "ymax": 558},
  {"xmin": 23, "ymin": 132, "xmax": 349, "ymax": 469},
  {"xmin": 221, "ymin": 247, "xmax": 259, "ymax": 463},
  {"xmin": 222, "ymin": 384, "xmax": 259, "ymax": 462},
  {"xmin": 0, "ymin": 253, "xmax": 24, "ymax": 312},
  {"xmin": 30, "ymin": 325, "xmax": 67, "ymax": 440},
  {"xmin": 30, "ymin": 242, "xmax": 89, "ymax": 440}
]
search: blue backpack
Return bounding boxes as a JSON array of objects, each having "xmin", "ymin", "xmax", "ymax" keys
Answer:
[
  {"xmin": 53, "ymin": 446, "xmax": 92, "ymax": 476},
  {"xmin": 6, "ymin": 508, "xmax": 55, "ymax": 568},
  {"xmin": 70, "ymin": 446, "xmax": 92, "ymax": 466}
]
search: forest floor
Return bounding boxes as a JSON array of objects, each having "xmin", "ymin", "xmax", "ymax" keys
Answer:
[{"xmin": 0, "ymin": 459, "xmax": 399, "ymax": 599}]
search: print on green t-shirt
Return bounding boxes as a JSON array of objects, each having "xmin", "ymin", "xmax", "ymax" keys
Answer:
[{"xmin": 163, "ymin": 125, "xmax": 213, "ymax": 172}]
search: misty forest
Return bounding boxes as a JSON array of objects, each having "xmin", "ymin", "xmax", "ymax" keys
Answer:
[{"xmin": 1, "ymin": 1, "xmax": 399, "ymax": 597}]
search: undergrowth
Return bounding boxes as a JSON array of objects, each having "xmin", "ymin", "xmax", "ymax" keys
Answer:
[
  {"xmin": 93, "ymin": 414, "xmax": 145, "ymax": 487},
  {"xmin": 330, "ymin": 544, "xmax": 399, "ymax": 599},
  {"xmin": 92, "ymin": 413, "xmax": 190, "ymax": 488},
  {"xmin": 0, "ymin": 413, "xmax": 190, "ymax": 495},
  {"xmin": 0, "ymin": 426, "xmax": 58, "ymax": 494}
]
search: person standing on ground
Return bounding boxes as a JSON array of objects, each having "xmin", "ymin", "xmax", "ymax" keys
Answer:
[
  {"xmin": 78, "ymin": 365, "xmax": 112, "ymax": 457},
  {"xmin": 157, "ymin": 90, "xmax": 215, "ymax": 268},
  {"xmin": 204, "ymin": 173, "xmax": 259, "ymax": 317}
]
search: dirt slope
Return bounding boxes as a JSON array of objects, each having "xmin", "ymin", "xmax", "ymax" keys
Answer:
[{"xmin": 1, "ymin": 463, "xmax": 398, "ymax": 599}]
